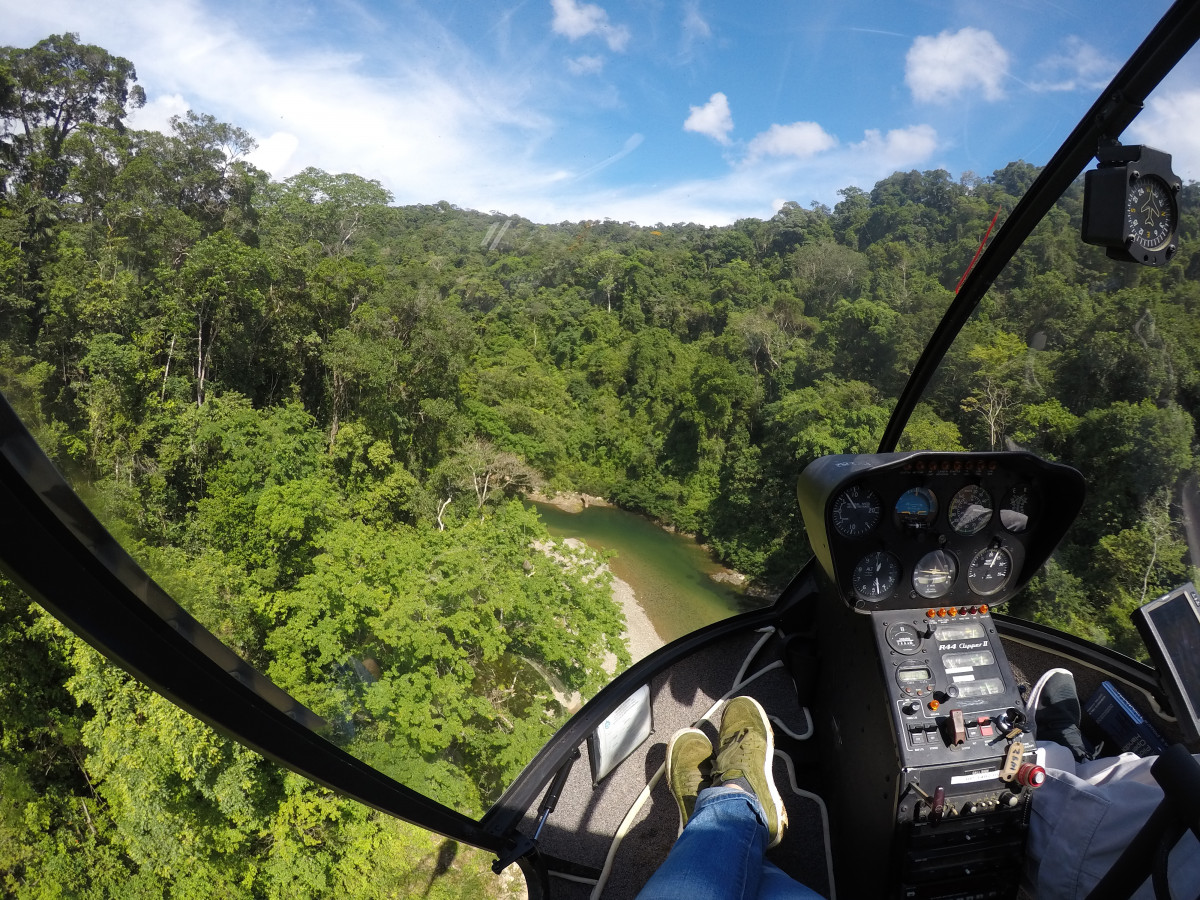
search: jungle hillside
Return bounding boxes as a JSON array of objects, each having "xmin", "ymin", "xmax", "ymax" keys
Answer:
[{"xmin": 2, "ymin": 33, "xmax": 1199, "ymax": 899}]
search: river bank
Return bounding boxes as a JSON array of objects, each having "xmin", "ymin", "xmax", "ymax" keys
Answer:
[
  {"xmin": 533, "ymin": 500, "xmax": 764, "ymax": 651},
  {"xmin": 529, "ymin": 490, "xmax": 750, "ymax": 591},
  {"xmin": 532, "ymin": 536, "xmax": 665, "ymax": 672},
  {"xmin": 609, "ymin": 569, "xmax": 665, "ymax": 664}
]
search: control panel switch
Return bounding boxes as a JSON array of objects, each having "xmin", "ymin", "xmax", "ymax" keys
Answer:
[
  {"xmin": 930, "ymin": 786, "xmax": 946, "ymax": 825},
  {"xmin": 948, "ymin": 708, "xmax": 966, "ymax": 746}
]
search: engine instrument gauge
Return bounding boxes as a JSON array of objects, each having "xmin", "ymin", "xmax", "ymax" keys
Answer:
[
  {"xmin": 967, "ymin": 547, "xmax": 1013, "ymax": 597},
  {"xmin": 894, "ymin": 487, "xmax": 938, "ymax": 530},
  {"xmin": 913, "ymin": 549, "xmax": 956, "ymax": 599},
  {"xmin": 948, "ymin": 485, "xmax": 993, "ymax": 535},
  {"xmin": 1000, "ymin": 486, "xmax": 1034, "ymax": 533},
  {"xmin": 832, "ymin": 484, "xmax": 882, "ymax": 538},
  {"xmin": 852, "ymin": 551, "xmax": 900, "ymax": 602}
]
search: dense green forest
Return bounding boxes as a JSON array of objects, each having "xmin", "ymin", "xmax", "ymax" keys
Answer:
[{"xmin": 2, "ymin": 32, "xmax": 1199, "ymax": 898}]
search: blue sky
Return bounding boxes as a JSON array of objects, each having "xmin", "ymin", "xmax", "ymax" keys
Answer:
[{"xmin": 5, "ymin": 0, "xmax": 1200, "ymax": 225}]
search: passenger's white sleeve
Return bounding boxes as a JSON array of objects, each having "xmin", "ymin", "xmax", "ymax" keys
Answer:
[{"xmin": 1025, "ymin": 742, "xmax": 1200, "ymax": 899}]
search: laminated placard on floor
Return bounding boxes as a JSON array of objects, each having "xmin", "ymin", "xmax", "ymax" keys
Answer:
[{"xmin": 588, "ymin": 683, "xmax": 652, "ymax": 785}]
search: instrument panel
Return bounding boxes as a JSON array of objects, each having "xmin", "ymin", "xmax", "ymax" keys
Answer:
[{"xmin": 797, "ymin": 452, "xmax": 1085, "ymax": 613}]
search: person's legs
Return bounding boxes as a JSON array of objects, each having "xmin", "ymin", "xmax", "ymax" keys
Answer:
[
  {"xmin": 638, "ymin": 697, "xmax": 823, "ymax": 900},
  {"xmin": 636, "ymin": 785, "xmax": 771, "ymax": 900},
  {"xmin": 758, "ymin": 860, "xmax": 825, "ymax": 900},
  {"xmin": 1029, "ymin": 667, "xmax": 1093, "ymax": 761}
]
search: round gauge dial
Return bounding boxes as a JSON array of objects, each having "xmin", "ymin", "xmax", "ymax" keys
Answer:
[
  {"xmin": 949, "ymin": 485, "xmax": 993, "ymax": 535},
  {"xmin": 852, "ymin": 551, "xmax": 900, "ymax": 602},
  {"xmin": 831, "ymin": 485, "xmax": 882, "ymax": 538},
  {"xmin": 1000, "ymin": 485, "xmax": 1034, "ymax": 534},
  {"xmin": 1127, "ymin": 174, "xmax": 1177, "ymax": 251},
  {"xmin": 894, "ymin": 487, "xmax": 938, "ymax": 529},
  {"xmin": 913, "ymin": 549, "xmax": 957, "ymax": 599},
  {"xmin": 967, "ymin": 547, "xmax": 1013, "ymax": 597}
]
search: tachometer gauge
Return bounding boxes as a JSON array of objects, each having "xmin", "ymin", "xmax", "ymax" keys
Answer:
[
  {"xmin": 1000, "ymin": 486, "xmax": 1034, "ymax": 533},
  {"xmin": 967, "ymin": 547, "xmax": 1012, "ymax": 597},
  {"xmin": 913, "ymin": 549, "xmax": 956, "ymax": 599},
  {"xmin": 831, "ymin": 485, "xmax": 882, "ymax": 538},
  {"xmin": 948, "ymin": 485, "xmax": 993, "ymax": 535},
  {"xmin": 894, "ymin": 487, "xmax": 938, "ymax": 530},
  {"xmin": 852, "ymin": 551, "xmax": 900, "ymax": 602}
]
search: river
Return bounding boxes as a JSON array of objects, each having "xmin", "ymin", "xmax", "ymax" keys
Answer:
[{"xmin": 533, "ymin": 502, "xmax": 768, "ymax": 645}]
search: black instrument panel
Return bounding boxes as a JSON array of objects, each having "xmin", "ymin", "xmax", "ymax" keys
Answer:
[{"xmin": 797, "ymin": 452, "xmax": 1085, "ymax": 613}]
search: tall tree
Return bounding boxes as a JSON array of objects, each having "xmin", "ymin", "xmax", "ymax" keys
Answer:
[{"xmin": 0, "ymin": 33, "xmax": 145, "ymax": 200}]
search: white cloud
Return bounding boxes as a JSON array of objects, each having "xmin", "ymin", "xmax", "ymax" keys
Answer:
[
  {"xmin": 6, "ymin": 0, "xmax": 565, "ymax": 206},
  {"xmin": 684, "ymin": 92, "xmax": 734, "ymax": 145},
  {"xmin": 247, "ymin": 132, "xmax": 300, "ymax": 174},
  {"xmin": 512, "ymin": 123, "xmax": 941, "ymax": 226},
  {"xmin": 550, "ymin": 0, "xmax": 630, "ymax": 52},
  {"xmin": 1031, "ymin": 36, "xmax": 1116, "ymax": 92},
  {"xmin": 566, "ymin": 54, "xmax": 605, "ymax": 75},
  {"xmin": 575, "ymin": 133, "xmax": 644, "ymax": 180},
  {"xmin": 1129, "ymin": 89, "xmax": 1200, "ymax": 181},
  {"xmin": 127, "ymin": 91, "xmax": 189, "ymax": 133},
  {"xmin": 850, "ymin": 124, "xmax": 939, "ymax": 168},
  {"xmin": 681, "ymin": 1, "xmax": 711, "ymax": 45},
  {"xmin": 746, "ymin": 122, "xmax": 837, "ymax": 162},
  {"xmin": 906, "ymin": 28, "xmax": 1009, "ymax": 104}
]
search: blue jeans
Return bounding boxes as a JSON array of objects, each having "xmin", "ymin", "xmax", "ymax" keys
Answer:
[{"xmin": 636, "ymin": 786, "xmax": 824, "ymax": 900}]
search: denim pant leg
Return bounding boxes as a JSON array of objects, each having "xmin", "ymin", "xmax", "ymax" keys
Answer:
[
  {"xmin": 636, "ymin": 786, "xmax": 770, "ymax": 900},
  {"xmin": 759, "ymin": 861, "xmax": 824, "ymax": 899}
]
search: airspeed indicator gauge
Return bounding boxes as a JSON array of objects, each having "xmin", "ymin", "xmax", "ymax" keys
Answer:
[{"xmin": 832, "ymin": 485, "xmax": 882, "ymax": 538}]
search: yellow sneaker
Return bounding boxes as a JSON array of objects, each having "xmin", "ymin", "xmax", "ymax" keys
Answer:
[
  {"xmin": 712, "ymin": 696, "xmax": 787, "ymax": 847},
  {"xmin": 666, "ymin": 727, "xmax": 713, "ymax": 835}
]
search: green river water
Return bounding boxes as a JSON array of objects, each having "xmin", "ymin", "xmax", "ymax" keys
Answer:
[{"xmin": 533, "ymin": 502, "xmax": 767, "ymax": 643}]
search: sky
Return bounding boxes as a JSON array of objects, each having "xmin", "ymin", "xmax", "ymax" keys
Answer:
[{"xmin": 4, "ymin": 0, "xmax": 1200, "ymax": 226}]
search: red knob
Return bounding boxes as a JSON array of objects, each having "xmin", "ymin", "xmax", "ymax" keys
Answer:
[{"xmin": 1016, "ymin": 764, "xmax": 1047, "ymax": 788}]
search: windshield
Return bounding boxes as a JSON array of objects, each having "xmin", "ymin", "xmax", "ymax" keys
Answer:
[{"xmin": 1, "ymin": 1, "xmax": 1198, "ymax": 895}]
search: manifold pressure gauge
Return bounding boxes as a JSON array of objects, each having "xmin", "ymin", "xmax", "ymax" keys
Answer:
[{"xmin": 1082, "ymin": 144, "xmax": 1180, "ymax": 267}]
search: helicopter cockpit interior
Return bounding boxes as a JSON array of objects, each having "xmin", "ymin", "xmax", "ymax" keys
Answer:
[{"xmin": 3, "ymin": 1, "xmax": 1200, "ymax": 899}]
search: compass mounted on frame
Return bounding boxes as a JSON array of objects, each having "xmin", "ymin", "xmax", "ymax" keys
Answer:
[{"xmin": 1082, "ymin": 144, "xmax": 1181, "ymax": 267}]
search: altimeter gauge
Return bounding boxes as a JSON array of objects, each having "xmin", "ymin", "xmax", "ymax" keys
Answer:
[
  {"xmin": 852, "ymin": 551, "xmax": 900, "ymax": 602},
  {"xmin": 1082, "ymin": 144, "xmax": 1180, "ymax": 267}
]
